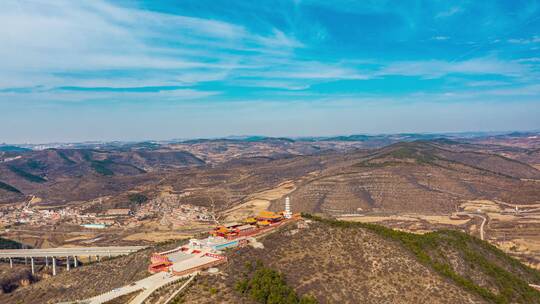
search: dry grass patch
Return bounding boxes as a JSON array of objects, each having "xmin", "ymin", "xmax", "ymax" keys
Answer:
[
  {"xmin": 223, "ymin": 180, "xmax": 295, "ymax": 221},
  {"xmin": 123, "ymin": 231, "xmax": 193, "ymax": 242},
  {"xmin": 461, "ymin": 200, "xmax": 502, "ymax": 213}
]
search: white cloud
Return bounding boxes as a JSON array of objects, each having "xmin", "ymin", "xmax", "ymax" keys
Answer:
[
  {"xmin": 515, "ymin": 57, "xmax": 540, "ymax": 63},
  {"xmin": 0, "ymin": 87, "xmax": 219, "ymax": 103},
  {"xmin": 480, "ymin": 84, "xmax": 540, "ymax": 97},
  {"xmin": 0, "ymin": 0, "xmax": 301, "ymax": 91},
  {"xmin": 248, "ymin": 62, "xmax": 368, "ymax": 80},
  {"xmin": 2, "ymin": 0, "xmax": 375, "ymax": 96},
  {"xmin": 507, "ymin": 36, "xmax": 540, "ymax": 44},
  {"xmin": 1, "ymin": 0, "xmax": 537, "ymax": 102},
  {"xmin": 432, "ymin": 36, "xmax": 449, "ymax": 41},
  {"xmin": 379, "ymin": 57, "xmax": 528, "ymax": 78},
  {"xmin": 228, "ymin": 79, "xmax": 310, "ymax": 90},
  {"xmin": 253, "ymin": 29, "xmax": 303, "ymax": 49},
  {"xmin": 435, "ymin": 6, "xmax": 462, "ymax": 18},
  {"xmin": 465, "ymin": 80, "xmax": 510, "ymax": 87}
]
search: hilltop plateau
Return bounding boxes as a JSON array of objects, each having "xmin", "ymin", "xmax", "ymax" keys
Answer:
[
  {"xmin": 1, "ymin": 132, "xmax": 540, "ymax": 283},
  {"xmin": 3, "ymin": 217, "xmax": 540, "ymax": 304}
]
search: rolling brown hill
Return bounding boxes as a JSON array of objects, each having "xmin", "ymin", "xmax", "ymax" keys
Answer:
[
  {"xmin": 2, "ymin": 138, "xmax": 539, "ymax": 215},
  {"xmin": 0, "ymin": 148, "xmax": 205, "ymax": 204},
  {"xmin": 0, "ymin": 241, "xmax": 180, "ymax": 304},
  {"xmin": 278, "ymin": 141, "xmax": 540, "ymax": 215},
  {"xmin": 170, "ymin": 217, "xmax": 540, "ymax": 304},
  {"xmin": 4, "ymin": 218, "xmax": 540, "ymax": 304}
]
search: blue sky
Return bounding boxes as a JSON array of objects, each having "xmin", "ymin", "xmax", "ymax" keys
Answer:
[{"xmin": 1, "ymin": 0, "xmax": 539, "ymax": 143}]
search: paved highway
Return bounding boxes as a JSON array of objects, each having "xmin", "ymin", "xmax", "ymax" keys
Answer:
[
  {"xmin": 77, "ymin": 272, "xmax": 194, "ymax": 304},
  {"xmin": 0, "ymin": 246, "xmax": 146, "ymax": 258},
  {"xmin": 76, "ymin": 248, "xmax": 220, "ymax": 303}
]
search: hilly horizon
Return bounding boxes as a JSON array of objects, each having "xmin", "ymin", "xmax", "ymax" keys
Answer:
[
  {"xmin": 3, "ymin": 216, "xmax": 540, "ymax": 303},
  {"xmin": 2, "ymin": 1, "xmax": 540, "ymax": 303},
  {"xmin": 3, "ymin": 130, "xmax": 540, "ymax": 147},
  {"xmin": 1, "ymin": 133, "xmax": 538, "ymax": 204}
]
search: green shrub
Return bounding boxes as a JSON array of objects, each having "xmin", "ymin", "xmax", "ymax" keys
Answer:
[
  {"xmin": 128, "ymin": 193, "xmax": 148, "ymax": 205},
  {"xmin": 236, "ymin": 262, "xmax": 318, "ymax": 304},
  {"xmin": 56, "ymin": 150, "xmax": 76, "ymax": 164},
  {"xmin": 91, "ymin": 160, "xmax": 114, "ymax": 176},
  {"xmin": 299, "ymin": 295, "xmax": 318, "ymax": 304},
  {"xmin": 0, "ymin": 237, "xmax": 23, "ymax": 249},
  {"xmin": 301, "ymin": 213, "xmax": 540, "ymax": 304},
  {"xmin": 8, "ymin": 165, "xmax": 46, "ymax": 183},
  {"xmin": 387, "ymin": 146, "xmax": 437, "ymax": 164},
  {"xmin": 0, "ymin": 180, "xmax": 21, "ymax": 193},
  {"xmin": 26, "ymin": 160, "xmax": 46, "ymax": 170}
]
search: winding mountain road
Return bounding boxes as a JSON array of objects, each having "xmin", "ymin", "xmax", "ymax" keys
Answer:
[
  {"xmin": 457, "ymin": 212, "xmax": 487, "ymax": 240},
  {"xmin": 471, "ymin": 214, "xmax": 487, "ymax": 241}
]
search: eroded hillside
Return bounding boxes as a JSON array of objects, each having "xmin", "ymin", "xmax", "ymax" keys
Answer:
[
  {"xmin": 178, "ymin": 217, "xmax": 540, "ymax": 303},
  {"xmin": 284, "ymin": 142, "xmax": 540, "ymax": 215},
  {"xmin": 5, "ymin": 218, "xmax": 540, "ymax": 304}
]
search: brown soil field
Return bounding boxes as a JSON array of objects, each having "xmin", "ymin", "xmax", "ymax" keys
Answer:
[
  {"xmin": 179, "ymin": 218, "xmax": 540, "ymax": 303},
  {"xmin": 0, "ymin": 241, "xmax": 180, "ymax": 304}
]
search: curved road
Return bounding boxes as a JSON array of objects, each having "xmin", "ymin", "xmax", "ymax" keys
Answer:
[
  {"xmin": 471, "ymin": 214, "xmax": 487, "ymax": 241},
  {"xmin": 83, "ymin": 272, "xmax": 193, "ymax": 304},
  {"xmin": 457, "ymin": 211, "xmax": 540, "ymax": 291},
  {"xmin": 457, "ymin": 212, "xmax": 487, "ymax": 240}
]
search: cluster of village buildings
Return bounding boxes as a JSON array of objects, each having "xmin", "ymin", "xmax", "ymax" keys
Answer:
[
  {"xmin": 137, "ymin": 194, "xmax": 214, "ymax": 228},
  {"xmin": 0, "ymin": 193, "xmax": 214, "ymax": 229},
  {"xmin": 0, "ymin": 205, "xmax": 87, "ymax": 226}
]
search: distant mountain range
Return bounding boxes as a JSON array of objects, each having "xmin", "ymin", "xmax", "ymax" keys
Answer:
[
  {"xmin": 1, "ymin": 131, "xmax": 539, "ymax": 208},
  {"xmin": 2, "ymin": 130, "xmax": 539, "ymax": 151}
]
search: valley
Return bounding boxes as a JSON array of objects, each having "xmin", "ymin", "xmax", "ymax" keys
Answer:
[{"xmin": 1, "ymin": 132, "xmax": 540, "ymax": 303}]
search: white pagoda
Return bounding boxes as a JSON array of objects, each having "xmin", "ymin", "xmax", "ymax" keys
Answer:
[{"xmin": 284, "ymin": 196, "xmax": 292, "ymax": 219}]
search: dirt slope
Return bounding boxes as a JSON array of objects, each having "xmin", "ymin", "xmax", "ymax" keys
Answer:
[
  {"xmin": 286, "ymin": 142, "xmax": 540, "ymax": 215},
  {"xmin": 0, "ymin": 242, "xmax": 179, "ymax": 304},
  {"xmin": 4, "ymin": 218, "xmax": 540, "ymax": 304},
  {"xmin": 180, "ymin": 218, "xmax": 540, "ymax": 304}
]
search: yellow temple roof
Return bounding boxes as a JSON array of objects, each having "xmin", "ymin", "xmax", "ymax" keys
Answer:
[{"xmin": 258, "ymin": 211, "xmax": 281, "ymax": 219}]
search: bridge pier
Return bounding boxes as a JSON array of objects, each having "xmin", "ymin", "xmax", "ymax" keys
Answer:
[
  {"xmin": 31, "ymin": 257, "xmax": 35, "ymax": 275},
  {"xmin": 52, "ymin": 257, "xmax": 56, "ymax": 276},
  {"xmin": 0, "ymin": 245, "xmax": 146, "ymax": 271}
]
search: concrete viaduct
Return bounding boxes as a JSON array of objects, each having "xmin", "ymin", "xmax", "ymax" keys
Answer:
[{"xmin": 0, "ymin": 246, "xmax": 146, "ymax": 276}]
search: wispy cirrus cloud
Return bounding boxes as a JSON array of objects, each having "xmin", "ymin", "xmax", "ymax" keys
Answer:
[
  {"xmin": 0, "ymin": 85, "xmax": 219, "ymax": 104},
  {"xmin": 515, "ymin": 57, "xmax": 540, "ymax": 63},
  {"xmin": 379, "ymin": 57, "xmax": 530, "ymax": 79},
  {"xmin": 507, "ymin": 36, "xmax": 540, "ymax": 44},
  {"xmin": 432, "ymin": 36, "xmax": 450, "ymax": 41},
  {"xmin": 2, "ymin": 0, "xmax": 539, "ymax": 98},
  {"xmin": 1, "ymin": 0, "xmax": 539, "ymax": 143},
  {"xmin": 435, "ymin": 6, "xmax": 463, "ymax": 18},
  {"xmin": 0, "ymin": 0, "xmax": 302, "ymax": 94}
]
